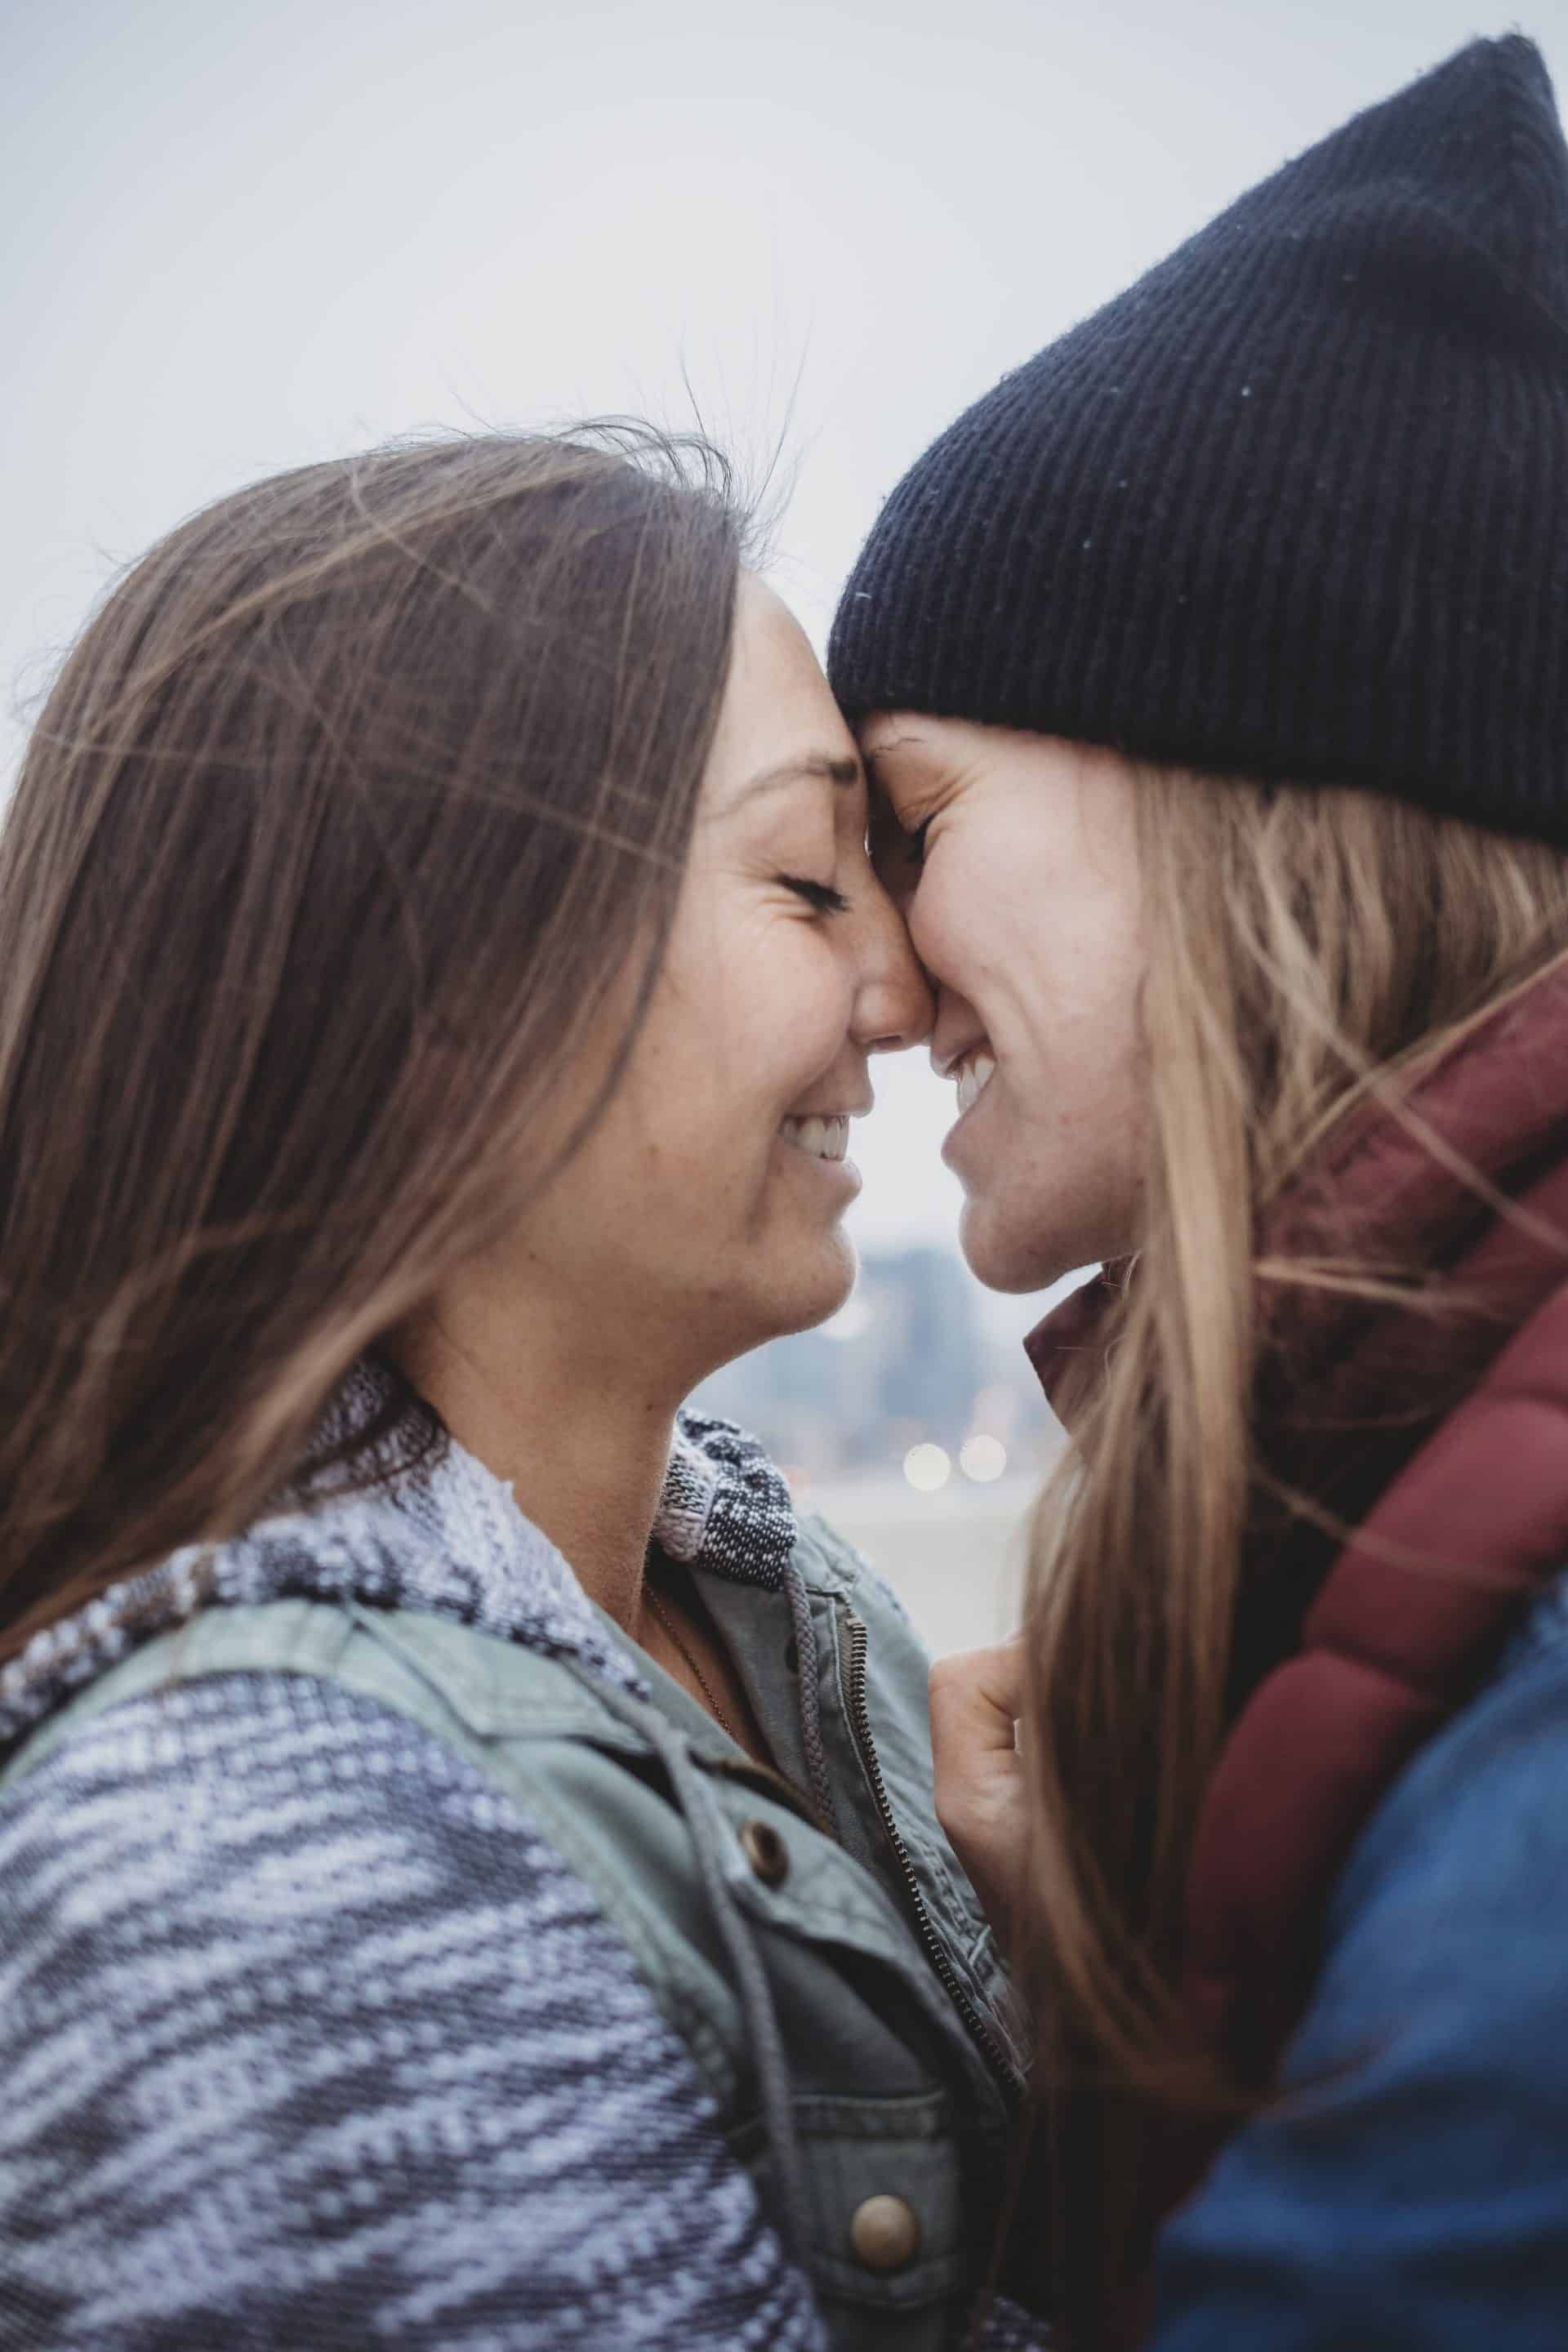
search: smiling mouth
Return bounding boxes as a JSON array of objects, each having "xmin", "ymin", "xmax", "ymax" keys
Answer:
[
  {"xmin": 778, "ymin": 1114, "xmax": 852, "ymax": 1163},
  {"xmin": 953, "ymin": 1046, "xmax": 996, "ymax": 1117}
]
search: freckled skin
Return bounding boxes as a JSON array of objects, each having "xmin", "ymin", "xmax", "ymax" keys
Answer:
[{"xmin": 861, "ymin": 716, "xmax": 1147, "ymax": 1293}]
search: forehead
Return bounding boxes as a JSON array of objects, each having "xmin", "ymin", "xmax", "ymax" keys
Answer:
[
  {"xmin": 858, "ymin": 711, "xmax": 970, "ymax": 768},
  {"xmin": 857, "ymin": 713, "xmax": 991, "ymax": 803},
  {"xmin": 706, "ymin": 577, "xmax": 858, "ymax": 790}
]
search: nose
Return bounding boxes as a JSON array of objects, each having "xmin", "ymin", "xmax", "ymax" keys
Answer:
[{"xmin": 852, "ymin": 868, "xmax": 934, "ymax": 1054}]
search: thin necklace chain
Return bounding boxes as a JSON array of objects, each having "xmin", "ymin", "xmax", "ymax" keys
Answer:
[{"xmin": 644, "ymin": 1584, "xmax": 741, "ymax": 1745}]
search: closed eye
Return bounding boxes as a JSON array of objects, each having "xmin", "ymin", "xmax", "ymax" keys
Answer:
[{"xmin": 780, "ymin": 875, "xmax": 850, "ymax": 915}]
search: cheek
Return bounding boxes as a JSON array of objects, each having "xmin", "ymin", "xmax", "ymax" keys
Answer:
[
  {"xmin": 634, "ymin": 937, "xmax": 852, "ymax": 1171},
  {"xmin": 718, "ymin": 922, "xmax": 854, "ymax": 1081},
  {"xmin": 913, "ymin": 850, "xmax": 1041, "ymax": 1031},
  {"xmin": 911, "ymin": 861, "xmax": 988, "ymax": 989},
  {"xmin": 1005, "ymin": 935, "xmax": 1145, "ymax": 1145}
]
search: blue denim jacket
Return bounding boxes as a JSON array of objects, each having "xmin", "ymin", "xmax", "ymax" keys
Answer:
[{"xmin": 1152, "ymin": 1568, "xmax": 1568, "ymax": 2349}]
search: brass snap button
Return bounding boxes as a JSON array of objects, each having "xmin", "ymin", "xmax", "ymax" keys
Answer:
[
  {"xmin": 737, "ymin": 1818, "xmax": 790, "ymax": 1889},
  {"xmin": 849, "ymin": 2193, "xmax": 922, "ymax": 2274}
]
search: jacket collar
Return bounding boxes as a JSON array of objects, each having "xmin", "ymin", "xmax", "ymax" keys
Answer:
[
  {"xmin": 1027, "ymin": 957, "xmax": 1568, "ymax": 1428},
  {"xmin": 0, "ymin": 1382, "xmax": 797, "ymax": 1755},
  {"xmin": 1025, "ymin": 957, "xmax": 1568, "ymax": 1699}
]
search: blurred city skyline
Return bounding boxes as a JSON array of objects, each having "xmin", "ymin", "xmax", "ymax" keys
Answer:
[
  {"xmin": 695, "ymin": 1242, "xmax": 1063, "ymax": 1481},
  {"xmin": 7, "ymin": 0, "xmax": 1561, "ymax": 1298},
  {"xmin": 695, "ymin": 1243, "xmax": 1073, "ymax": 1650}
]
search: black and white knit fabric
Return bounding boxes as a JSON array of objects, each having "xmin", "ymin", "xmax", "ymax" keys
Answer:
[{"xmin": 0, "ymin": 1396, "xmax": 1046, "ymax": 2350}]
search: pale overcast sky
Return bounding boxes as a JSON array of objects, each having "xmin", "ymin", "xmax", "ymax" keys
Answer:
[{"xmin": 5, "ymin": 0, "xmax": 1564, "ymax": 1323}]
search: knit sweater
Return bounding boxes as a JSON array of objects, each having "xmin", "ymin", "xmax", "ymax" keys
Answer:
[{"xmin": 0, "ymin": 1406, "xmax": 1045, "ymax": 2350}]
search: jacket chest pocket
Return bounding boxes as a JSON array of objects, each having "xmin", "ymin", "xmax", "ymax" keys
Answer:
[
  {"xmin": 724, "ymin": 2087, "xmax": 975, "ymax": 2350},
  {"xmin": 705, "ymin": 1781, "xmax": 1004, "ymax": 2341},
  {"xmin": 343, "ymin": 1607, "xmax": 1003, "ymax": 2342}
]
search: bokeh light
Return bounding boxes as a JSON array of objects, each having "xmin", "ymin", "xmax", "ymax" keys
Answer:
[
  {"xmin": 902, "ymin": 1442, "xmax": 951, "ymax": 1493},
  {"xmin": 959, "ymin": 1433, "xmax": 1007, "ymax": 1483}
]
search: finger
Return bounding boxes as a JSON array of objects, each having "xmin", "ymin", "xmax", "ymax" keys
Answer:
[{"xmin": 929, "ymin": 1639, "xmax": 1026, "ymax": 1757}]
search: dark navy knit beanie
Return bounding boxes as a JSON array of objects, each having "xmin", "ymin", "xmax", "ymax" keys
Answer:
[{"xmin": 827, "ymin": 35, "xmax": 1568, "ymax": 845}]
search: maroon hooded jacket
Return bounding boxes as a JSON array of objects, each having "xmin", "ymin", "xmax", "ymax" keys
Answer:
[{"xmin": 1025, "ymin": 957, "xmax": 1568, "ymax": 2310}]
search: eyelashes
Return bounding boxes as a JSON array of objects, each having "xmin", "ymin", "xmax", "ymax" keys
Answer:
[
  {"xmin": 779, "ymin": 808, "xmax": 927, "ymax": 912},
  {"xmin": 780, "ymin": 875, "xmax": 851, "ymax": 915}
]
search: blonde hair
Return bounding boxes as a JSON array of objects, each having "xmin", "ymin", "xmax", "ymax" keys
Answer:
[{"xmin": 1018, "ymin": 769, "xmax": 1568, "ymax": 2333}]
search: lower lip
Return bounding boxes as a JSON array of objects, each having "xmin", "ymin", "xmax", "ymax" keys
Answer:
[{"xmin": 777, "ymin": 1134, "xmax": 862, "ymax": 1196}]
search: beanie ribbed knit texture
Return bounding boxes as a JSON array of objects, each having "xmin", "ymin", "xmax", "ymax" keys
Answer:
[{"xmin": 828, "ymin": 36, "xmax": 1568, "ymax": 845}]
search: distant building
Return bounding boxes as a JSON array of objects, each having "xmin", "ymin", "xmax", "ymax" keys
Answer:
[{"xmin": 693, "ymin": 1245, "xmax": 1054, "ymax": 1484}]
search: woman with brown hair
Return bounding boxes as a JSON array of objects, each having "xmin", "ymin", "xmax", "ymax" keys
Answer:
[
  {"xmin": 0, "ymin": 430, "xmax": 1046, "ymax": 2348},
  {"xmin": 831, "ymin": 32, "xmax": 1568, "ymax": 2351}
]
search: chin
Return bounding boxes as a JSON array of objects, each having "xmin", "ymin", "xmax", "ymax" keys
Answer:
[
  {"xmin": 789, "ymin": 1230, "xmax": 860, "ymax": 1332},
  {"xmin": 959, "ymin": 1193, "xmax": 1080, "ymax": 1294},
  {"xmin": 751, "ymin": 1228, "xmax": 860, "ymax": 1346},
  {"xmin": 679, "ymin": 1232, "xmax": 860, "ymax": 1396},
  {"xmin": 698, "ymin": 1232, "xmax": 856, "ymax": 1367}
]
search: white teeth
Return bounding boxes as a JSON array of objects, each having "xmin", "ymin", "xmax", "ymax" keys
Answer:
[
  {"xmin": 954, "ymin": 1049, "xmax": 996, "ymax": 1117},
  {"xmin": 780, "ymin": 1113, "xmax": 850, "ymax": 1162}
]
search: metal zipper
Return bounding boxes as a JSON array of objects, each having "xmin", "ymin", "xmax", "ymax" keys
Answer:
[{"xmin": 842, "ymin": 1614, "xmax": 1025, "ymax": 2107}]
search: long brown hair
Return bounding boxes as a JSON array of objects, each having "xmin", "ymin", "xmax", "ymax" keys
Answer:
[
  {"xmin": 0, "ymin": 426, "xmax": 749, "ymax": 1666},
  {"xmin": 1018, "ymin": 770, "xmax": 1568, "ymax": 2336}
]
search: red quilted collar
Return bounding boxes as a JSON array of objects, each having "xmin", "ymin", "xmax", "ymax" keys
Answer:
[
  {"xmin": 1022, "ymin": 957, "xmax": 1568, "ymax": 2234},
  {"xmin": 1027, "ymin": 957, "xmax": 1568, "ymax": 1435}
]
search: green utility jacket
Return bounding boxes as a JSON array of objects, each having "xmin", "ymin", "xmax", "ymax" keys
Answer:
[{"xmin": 2, "ymin": 1502, "xmax": 1023, "ymax": 2350}]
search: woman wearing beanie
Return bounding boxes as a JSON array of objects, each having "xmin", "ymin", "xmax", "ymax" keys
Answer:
[{"xmin": 831, "ymin": 33, "xmax": 1568, "ymax": 2352}]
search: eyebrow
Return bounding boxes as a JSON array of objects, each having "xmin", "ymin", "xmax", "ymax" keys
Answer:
[
  {"xmin": 728, "ymin": 751, "xmax": 863, "ymax": 808},
  {"xmin": 860, "ymin": 735, "xmax": 920, "ymax": 777}
]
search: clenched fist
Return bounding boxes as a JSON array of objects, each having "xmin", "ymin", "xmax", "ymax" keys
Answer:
[{"xmin": 929, "ymin": 1636, "xmax": 1030, "ymax": 1945}]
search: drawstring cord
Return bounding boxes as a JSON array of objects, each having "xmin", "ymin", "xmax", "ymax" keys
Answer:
[{"xmin": 783, "ymin": 1561, "xmax": 838, "ymax": 1844}]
